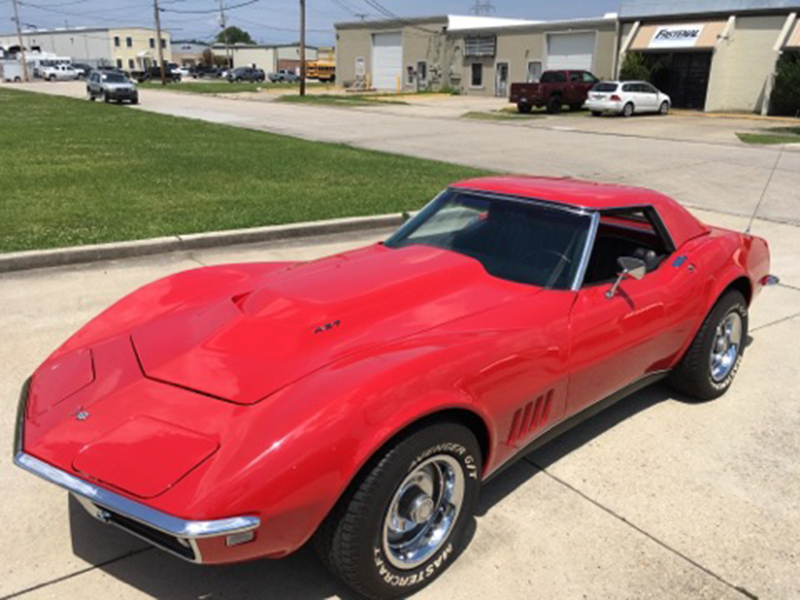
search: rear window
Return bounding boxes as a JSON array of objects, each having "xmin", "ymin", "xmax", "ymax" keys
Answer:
[
  {"xmin": 593, "ymin": 82, "xmax": 618, "ymax": 92},
  {"xmin": 541, "ymin": 71, "xmax": 566, "ymax": 83}
]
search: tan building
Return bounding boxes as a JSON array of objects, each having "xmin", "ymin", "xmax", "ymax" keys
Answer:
[
  {"xmin": 171, "ymin": 41, "xmax": 210, "ymax": 67},
  {"xmin": 211, "ymin": 43, "xmax": 318, "ymax": 72},
  {"xmin": 0, "ymin": 27, "xmax": 172, "ymax": 70},
  {"xmin": 618, "ymin": 0, "xmax": 800, "ymax": 112},
  {"xmin": 335, "ymin": 14, "xmax": 618, "ymax": 94}
]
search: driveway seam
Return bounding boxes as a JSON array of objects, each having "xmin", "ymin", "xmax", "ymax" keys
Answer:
[
  {"xmin": 0, "ymin": 547, "xmax": 153, "ymax": 600},
  {"xmin": 751, "ymin": 310, "xmax": 800, "ymax": 332},
  {"xmin": 523, "ymin": 457, "xmax": 758, "ymax": 600}
]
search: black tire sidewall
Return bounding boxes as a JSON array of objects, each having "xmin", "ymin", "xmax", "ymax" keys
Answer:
[
  {"xmin": 355, "ymin": 424, "xmax": 481, "ymax": 598},
  {"xmin": 700, "ymin": 294, "xmax": 748, "ymax": 396}
]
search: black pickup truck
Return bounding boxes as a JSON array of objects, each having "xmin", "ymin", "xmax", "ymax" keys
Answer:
[{"xmin": 131, "ymin": 66, "xmax": 182, "ymax": 84}]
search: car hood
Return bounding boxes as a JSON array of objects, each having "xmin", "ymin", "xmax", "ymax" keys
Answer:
[{"xmin": 131, "ymin": 244, "xmax": 528, "ymax": 404}]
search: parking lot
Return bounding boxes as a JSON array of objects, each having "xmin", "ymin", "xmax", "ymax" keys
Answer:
[{"xmin": 2, "ymin": 82, "xmax": 800, "ymax": 599}]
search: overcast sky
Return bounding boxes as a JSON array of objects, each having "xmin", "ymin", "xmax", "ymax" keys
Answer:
[{"xmin": 4, "ymin": 0, "xmax": 621, "ymax": 46}]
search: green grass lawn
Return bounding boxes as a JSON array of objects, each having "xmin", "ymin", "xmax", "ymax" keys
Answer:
[
  {"xmin": 275, "ymin": 94, "xmax": 408, "ymax": 107},
  {"xmin": 0, "ymin": 88, "xmax": 488, "ymax": 253},
  {"xmin": 138, "ymin": 81, "xmax": 335, "ymax": 94},
  {"xmin": 737, "ymin": 126, "xmax": 800, "ymax": 145}
]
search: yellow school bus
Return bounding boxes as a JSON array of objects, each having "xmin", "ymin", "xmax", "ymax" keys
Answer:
[{"xmin": 306, "ymin": 60, "xmax": 336, "ymax": 82}]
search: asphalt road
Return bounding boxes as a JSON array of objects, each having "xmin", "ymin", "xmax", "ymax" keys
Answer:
[
  {"xmin": 2, "ymin": 83, "xmax": 800, "ymax": 599},
  {"xmin": 8, "ymin": 80, "xmax": 800, "ymax": 227}
]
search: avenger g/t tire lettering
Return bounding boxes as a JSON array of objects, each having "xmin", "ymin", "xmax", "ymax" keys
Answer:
[{"xmin": 313, "ymin": 422, "xmax": 481, "ymax": 600}]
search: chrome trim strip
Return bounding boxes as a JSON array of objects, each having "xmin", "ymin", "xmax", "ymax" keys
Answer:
[
  {"xmin": 14, "ymin": 451, "xmax": 260, "ymax": 539},
  {"xmin": 449, "ymin": 187, "xmax": 596, "ymax": 217},
  {"xmin": 572, "ymin": 211, "xmax": 601, "ymax": 291}
]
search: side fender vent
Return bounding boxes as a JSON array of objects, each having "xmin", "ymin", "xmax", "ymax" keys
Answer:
[{"xmin": 507, "ymin": 390, "xmax": 553, "ymax": 445}]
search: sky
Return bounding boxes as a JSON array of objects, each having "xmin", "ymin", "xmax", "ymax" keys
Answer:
[{"xmin": 2, "ymin": 0, "xmax": 621, "ymax": 47}]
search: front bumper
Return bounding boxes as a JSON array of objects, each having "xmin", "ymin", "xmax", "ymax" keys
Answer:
[
  {"xmin": 13, "ymin": 379, "xmax": 259, "ymax": 564},
  {"xmin": 106, "ymin": 89, "xmax": 137, "ymax": 100}
]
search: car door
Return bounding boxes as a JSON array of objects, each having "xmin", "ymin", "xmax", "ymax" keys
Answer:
[{"xmin": 567, "ymin": 208, "xmax": 704, "ymax": 414}]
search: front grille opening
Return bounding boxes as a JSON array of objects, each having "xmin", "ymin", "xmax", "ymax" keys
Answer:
[{"xmin": 103, "ymin": 508, "xmax": 197, "ymax": 561}]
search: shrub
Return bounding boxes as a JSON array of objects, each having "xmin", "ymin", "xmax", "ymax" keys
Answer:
[
  {"xmin": 770, "ymin": 52, "xmax": 800, "ymax": 117},
  {"xmin": 620, "ymin": 52, "xmax": 658, "ymax": 82}
]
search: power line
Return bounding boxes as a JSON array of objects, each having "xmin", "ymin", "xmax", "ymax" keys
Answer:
[
  {"xmin": 362, "ymin": 0, "xmax": 440, "ymax": 33},
  {"xmin": 161, "ymin": 0, "xmax": 259, "ymax": 14}
]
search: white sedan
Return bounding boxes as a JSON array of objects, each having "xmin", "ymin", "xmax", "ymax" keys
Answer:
[{"xmin": 586, "ymin": 81, "xmax": 671, "ymax": 117}]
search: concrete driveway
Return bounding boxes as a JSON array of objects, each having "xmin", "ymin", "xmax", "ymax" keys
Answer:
[
  {"xmin": 8, "ymin": 80, "xmax": 800, "ymax": 227},
  {"xmin": 2, "ymin": 81, "xmax": 800, "ymax": 599}
]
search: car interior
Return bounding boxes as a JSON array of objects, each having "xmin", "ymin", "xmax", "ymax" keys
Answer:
[{"xmin": 582, "ymin": 209, "xmax": 672, "ymax": 285}]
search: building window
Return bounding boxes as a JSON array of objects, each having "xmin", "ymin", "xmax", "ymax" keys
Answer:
[
  {"xmin": 116, "ymin": 58, "xmax": 123, "ymax": 68},
  {"xmin": 464, "ymin": 35, "xmax": 496, "ymax": 58},
  {"xmin": 126, "ymin": 37, "xmax": 132, "ymax": 48},
  {"xmin": 471, "ymin": 63, "xmax": 483, "ymax": 87},
  {"xmin": 149, "ymin": 38, "xmax": 155, "ymax": 48},
  {"xmin": 128, "ymin": 58, "xmax": 135, "ymax": 69},
  {"xmin": 161, "ymin": 39, "xmax": 166, "ymax": 49},
  {"xmin": 114, "ymin": 36, "xmax": 120, "ymax": 47},
  {"xmin": 406, "ymin": 65, "xmax": 414, "ymax": 85},
  {"xmin": 527, "ymin": 61, "xmax": 542, "ymax": 83}
]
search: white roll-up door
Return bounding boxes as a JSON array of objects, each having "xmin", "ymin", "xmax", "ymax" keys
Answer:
[
  {"xmin": 372, "ymin": 31, "xmax": 402, "ymax": 90},
  {"xmin": 546, "ymin": 32, "xmax": 596, "ymax": 71}
]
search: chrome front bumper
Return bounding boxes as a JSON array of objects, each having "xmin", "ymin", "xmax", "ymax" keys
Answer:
[{"xmin": 13, "ymin": 378, "xmax": 259, "ymax": 563}]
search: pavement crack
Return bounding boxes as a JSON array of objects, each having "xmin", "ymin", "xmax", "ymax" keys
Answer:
[
  {"xmin": 523, "ymin": 457, "xmax": 758, "ymax": 599},
  {"xmin": 0, "ymin": 547, "xmax": 153, "ymax": 600},
  {"xmin": 751, "ymin": 310, "xmax": 800, "ymax": 332}
]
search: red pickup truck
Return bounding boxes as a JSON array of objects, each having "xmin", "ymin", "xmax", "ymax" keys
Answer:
[{"xmin": 509, "ymin": 70, "xmax": 599, "ymax": 114}]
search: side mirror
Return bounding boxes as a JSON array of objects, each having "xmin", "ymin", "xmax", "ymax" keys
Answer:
[{"xmin": 606, "ymin": 256, "xmax": 647, "ymax": 299}]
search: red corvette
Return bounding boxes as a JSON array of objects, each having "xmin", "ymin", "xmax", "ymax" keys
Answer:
[{"xmin": 15, "ymin": 177, "xmax": 776, "ymax": 599}]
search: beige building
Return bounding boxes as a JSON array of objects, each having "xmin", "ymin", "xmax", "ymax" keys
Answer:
[
  {"xmin": 335, "ymin": 14, "xmax": 618, "ymax": 94},
  {"xmin": 0, "ymin": 27, "xmax": 172, "ymax": 70},
  {"xmin": 618, "ymin": 0, "xmax": 800, "ymax": 112},
  {"xmin": 211, "ymin": 43, "xmax": 319, "ymax": 72}
]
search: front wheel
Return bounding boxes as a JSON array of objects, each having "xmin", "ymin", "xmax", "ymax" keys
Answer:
[
  {"xmin": 659, "ymin": 101, "xmax": 670, "ymax": 115},
  {"xmin": 669, "ymin": 291, "xmax": 748, "ymax": 401},
  {"xmin": 314, "ymin": 422, "xmax": 482, "ymax": 599}
]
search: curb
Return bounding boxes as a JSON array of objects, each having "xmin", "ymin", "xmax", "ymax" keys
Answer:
[{"xmin": 0, "ymin": 213, "xmax": 405, "ymax": 274}]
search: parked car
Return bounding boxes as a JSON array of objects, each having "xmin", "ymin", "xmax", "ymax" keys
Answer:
[
  {"xmin": 71, "ymin": 63, "xmax": 93, "ymax": 79},
  {"xmin": 227, "ymin": 67, "xmax": 265, "ymax": 83},
  {"xmin": 509, "ymin": 69, "xmax": 599, "ymax": 113},
  {"xmin": 86, "ymin": 70, "xmax": 138, "ymax": 104},
  {"xmin": 269, "ymin": 69, "xmax": 300, "ymax": 83},
  {"xmin": 191, "ymin": 65, "xmax": 220, "ymax": 79},
  {"xmin": 131, "ymin": 65, "xmax": 182, "ymax": 83},
  {"xmin": 168, "ymin": 63, "xmax": 191, "ymax": 78},
  {"xmin": 40, "ymin": 64, "xmax": 79, "ymax": 81},
  {"xmin": 587, "ymin": 80, "xmax": 672, "ymax": 117},
  {"xmin": 13, "ymin": 175, "xmax": 776, "ymax": 599}
]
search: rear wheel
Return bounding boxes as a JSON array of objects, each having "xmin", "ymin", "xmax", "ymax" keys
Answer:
[
  {"xmin": 314, "ymin": 421, "xmax": 481, "ymax": 600},
  {"xmin": 669, "ymin": 291, "xmax": 748, "ymax": 401},
  {"xmin": 622, "ymin": 102, "xmax": 635, "ymax": 117},
  {"xmin": 591, "ymin": 110, "xmax": 602, "ymax": 117},
  {"xmin": 517, "ymin": 102, "xmax": 532, "ymax": 114},
  {"xmin": 546, "ymin": 96, "xmax": 562, "ymax": 114}
]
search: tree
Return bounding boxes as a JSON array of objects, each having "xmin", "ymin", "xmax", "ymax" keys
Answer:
[
  {"xmin": 770, "ymin": 52, "xmax": 800, "ymax": 117},
  {"xmin": 216, "ymin": 26, "xmax": 254, "ymax": 45},
  {"xmin": 201, "ymin": 48, "xmax": 215, "ymax": 66},
  {"xmin": 619, "ymin": 52, "xmax": 659, "ymax": 82}
]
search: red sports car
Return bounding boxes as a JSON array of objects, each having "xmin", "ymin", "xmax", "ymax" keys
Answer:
[{"xmin": 15, "ymin": 177, "xmax": 776, "ymax": 599}]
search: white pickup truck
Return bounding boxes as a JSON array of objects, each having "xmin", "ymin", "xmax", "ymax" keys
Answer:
[{"xmin": 40, "ymin": 64, "xmax": 80, "ymax": 81}]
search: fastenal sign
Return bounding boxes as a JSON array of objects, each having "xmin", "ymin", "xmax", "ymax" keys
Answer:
[{"xmin": 650, "ymin": 24, "xmax": 705, "ymax": 49}]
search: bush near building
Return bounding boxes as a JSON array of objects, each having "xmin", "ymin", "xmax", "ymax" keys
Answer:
[
  {"xmin": 770, "ymin": 52, "xmax": 800, "ymax": 117},
  {"xmin": 619, "ymin": 52, "xmax": 660, "ymax": 82}
]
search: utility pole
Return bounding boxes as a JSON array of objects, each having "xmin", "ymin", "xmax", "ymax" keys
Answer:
[
  {"xmin": 11, "ymin": 0, "xmax": 29, "ymax": 82},
  {"xmin": 219, "ymin": 0, "xmax": 231, "ymax": 69},
  {"xmin": 299, "ymin": 0, "xmax": 306, "ymax": 96},
  {"xmin": 153, "ymin": 0, "xmax": 166, "ymax": 85}
]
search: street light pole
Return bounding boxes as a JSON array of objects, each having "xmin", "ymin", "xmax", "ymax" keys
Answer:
[
  {"xmin": 153, "ymin": 0, "xmax": 167, "ymax": 85},
  {"xmin": 11, "ymin": 0, "xmax": 29, "ymax": 82},
  {"xmin": 299, "ymin": 0, "xmax": 306, "ymax": 96}
]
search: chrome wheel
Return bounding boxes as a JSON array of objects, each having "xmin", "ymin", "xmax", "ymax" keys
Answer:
[
  {"xmin": 710, "ymin": 311, "xmax": 742, "ymax": 382},
  {"xmin": 382, "ymin": 455, "xmax": 465, "ymax": 570}
]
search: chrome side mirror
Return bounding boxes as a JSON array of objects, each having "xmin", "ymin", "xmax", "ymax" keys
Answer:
[{"xmin": 606, "ymin": 256, "xmax": 647, "ymax": 299}]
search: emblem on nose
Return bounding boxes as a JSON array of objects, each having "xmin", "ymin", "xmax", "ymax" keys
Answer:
[{"xmin": 75, "ymin": 409, "xmax": 90, "ymax": 421}]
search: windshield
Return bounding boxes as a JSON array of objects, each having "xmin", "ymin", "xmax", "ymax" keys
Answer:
[
  {"xmin": 385, "ymin": 191, "xmax": 592, "ymax": 290},
  {"xmin": 103, "ymin": 73, "xmax": 128, "ymax": 83}
]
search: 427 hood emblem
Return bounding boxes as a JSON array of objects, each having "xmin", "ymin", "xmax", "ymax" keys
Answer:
[{"xmin": 74, "ymin": 409, "xmax": 90, "ymax": 421}]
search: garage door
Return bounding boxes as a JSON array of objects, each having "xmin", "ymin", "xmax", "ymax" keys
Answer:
[
  {"xmin": 372, "ymin": 31, "xmax": 402, "ymax": 90},
  {"xmin": 547, "ymin": 32, "xmax": 596, "ymax": 71}
]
